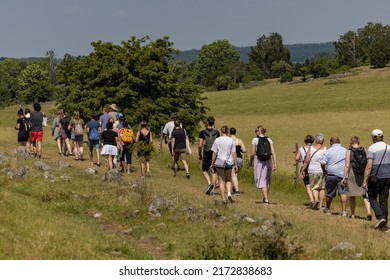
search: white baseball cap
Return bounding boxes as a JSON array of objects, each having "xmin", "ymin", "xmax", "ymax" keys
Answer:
[{"xmin": 371, "ymin": 129, "xmax": 383, "ymax": 137}]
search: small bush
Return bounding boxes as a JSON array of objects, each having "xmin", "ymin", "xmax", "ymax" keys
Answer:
[{"xmin": 189, "ymin": 217, "xmax": 303, "ymax": 260}]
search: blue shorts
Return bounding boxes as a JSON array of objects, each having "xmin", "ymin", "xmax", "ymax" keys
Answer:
[
  {"xmin": 326, "ymin": 174, "xmax": 348, "ymax": 197},
  {"xmin": 88, "ymin": 139, "xmax": 100, "ymax": 150}
]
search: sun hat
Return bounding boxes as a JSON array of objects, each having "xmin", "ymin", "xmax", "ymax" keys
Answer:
[
  {"xmin": 109, "ymin": 104, "xmax": 118, "ymax": 111},
  {"xmin": 371, "ymin": 129, "xmax": 383, "ymax": 137}
]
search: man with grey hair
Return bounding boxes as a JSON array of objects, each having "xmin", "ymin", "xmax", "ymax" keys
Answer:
[
  {"xmin": 362, "ymin": 129, "xmax": 390, "ymax": 231},
  {"xmin": 321, "ymin": 136, "xmax": 348, "ymax": 216}
]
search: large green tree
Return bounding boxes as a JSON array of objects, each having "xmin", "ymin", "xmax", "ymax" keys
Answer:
[
  {"xmin": 18, "ymin": 63, "xmax": 52, "ymax": 103},
  {"xmin": 334, "ymin": 31, "xmax": 361, "ymax": 67},
  {"xmin": 249, "ymin": 32, "xmax": 291, "ymax": 78},
  {"xmin": 335, "ymin": 22, "xmax": 390, "ymax": 68},
  {"xmin": 0, "ymin": 59, "xmax": 24, "ymax": 106},
  {"xmin": 56, "ymin": 36, "xmax": 207, "ymax": 138},
  {"xmin": 193, "ymin": 39, "xmax": 240, "ymax": 89}
]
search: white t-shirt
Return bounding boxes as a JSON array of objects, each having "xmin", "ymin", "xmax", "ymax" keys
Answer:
[
  {"xmin": 211, "ymin": 136, "xmax": 236, "ymax": 165},
  {"xmin": 163, "ymin": 121, "xmax": 181, "ymax": 141},
  {"xmin": 299, "ymin": 146, "xmax": 308, "ymax": 166},
  {"xmin": 367, "ymin": 141, "xmax": 390, "ymax": 179},
  {"xmin": 308, "ymin": 146, "xmax": 327, "ymax": 174}
]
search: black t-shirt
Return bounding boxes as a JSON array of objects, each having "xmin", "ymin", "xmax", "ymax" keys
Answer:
[
  {"xmin": 30, "ymin": 111, "xmax": 44, "ymax": 132},
  {"xmin": 17, "ymin": 118, "xmax": 26, "ymax": 132},
  {"xmin": 101, "ymin": 130, "xmax": 118, "ymax": 146},
  {"xmin": 60, "ymin": 116, "xmax": 71, "ymax": 136},
  {"xmin": 171, "ymin": 128, "xmax": 186, "ymax": 150}
]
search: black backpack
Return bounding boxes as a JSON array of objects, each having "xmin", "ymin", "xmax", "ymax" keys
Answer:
[
  {"xmin": 203, "ymin": 129, "xmax": 219, "ymax": 152},
  {"xmin": 20, "ymin": 118, "xmax": 30, "ymax": 132},
  {"xmin": 24, "ymin": 118, "xmax": 32, "ymax": 132},
  {"xmin": 350, "ymin": 147, "xmax": 367, "ymax": 174},
  {"xmin": 256, "ymin": 136, "xmax": 272, "ymax": 161}
]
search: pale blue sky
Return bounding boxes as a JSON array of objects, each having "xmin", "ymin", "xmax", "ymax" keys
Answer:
[{"xmin": 1, "ymin": 0, "xmax": 389, "ymax": 58}]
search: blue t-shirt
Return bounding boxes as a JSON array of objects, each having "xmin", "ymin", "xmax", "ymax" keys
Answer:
[
  {"xmin": 86, "ymin": 120, "xmax": 100, "ymax": 140},
  {"xmin": 99, "ymin": 113, "xmax": 113, "ymax": 131}
]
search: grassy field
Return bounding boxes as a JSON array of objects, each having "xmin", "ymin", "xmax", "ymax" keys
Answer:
[{"xmin": 1, "ymin": 66, "xmax": 390, "ymax": 260}]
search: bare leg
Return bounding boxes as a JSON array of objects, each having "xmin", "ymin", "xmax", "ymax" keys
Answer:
[
  {"xmin": 349, "ymin": 196, "xmax": 356, "ymax": 217},
  {"xmin": 261, "ymin": 187, "xmax": 269, "ymax": 202},
  {"xmin": 340, "ymin": 194, "xmax": 348, "ymax": 213},
  {"xmin": 96, "ymin": 148, "xmax": 100, "ymax": 165},
  {"xmin": 364, "ymin": 198, "xmax": 372, "ymax": 218},
  {"xmin": 202, "ymin": 171, "xmax": 212, "ymax": 185},
  {"xmin": 217, "ymin": 168, "xmax": 226, "ymax": 201},
  {"xmin": 107, "ymin": 155, "xmax": 113, "ymax": 170},
  {"xmin": 57, "ymin": 138, "xmax": 62, "ymax": 154},
  {"xmin": 306, "ymin": 184, "xmax": 314, "ymax": 203},
  {"xmin": 232, "ymin": 170, "xmax": 239, "ymax": 192},
  {"xmin": 36, "ymin": 140, "xmax": 42, "ymax": 157},
  {"xmin": 182, "ymin": 160, "xmax": 189, "ymax": 173},
  {"xmin": 319, "ymin": 189, "xmax": 326, "ymax": 209}
]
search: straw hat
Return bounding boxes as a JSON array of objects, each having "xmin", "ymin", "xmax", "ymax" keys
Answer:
[{"xmin": 109, "ymin": 104, "xmax": 118, "ymax": 111}]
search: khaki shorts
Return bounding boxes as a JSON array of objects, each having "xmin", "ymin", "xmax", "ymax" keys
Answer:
[{"xmin": 174, "ymin": 149, "xmax": 187, "ymax": 162}]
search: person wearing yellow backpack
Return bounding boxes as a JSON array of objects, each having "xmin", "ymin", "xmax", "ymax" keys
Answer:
[{"xmin": 119, "ymin": 119, "xmax": 134, "ymax": 174}]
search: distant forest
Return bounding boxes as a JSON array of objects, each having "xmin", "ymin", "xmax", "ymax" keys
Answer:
[{"xmin": 174, "ymin": 42, "xmax": 335, "ymax": 63}]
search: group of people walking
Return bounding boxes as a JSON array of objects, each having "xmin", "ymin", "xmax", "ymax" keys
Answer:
[
  {"xmin": 16, "ymin": 108, "xmax": 280, "ymax": 208},
  {"xmin": 196, "ymin": 117, "xmax": 277, "ymax": 206},
  {"xmin": 17, "ymin": 105, "xmax": 388, "ymax": 233},
  {"xmin": 15, "ymin": 103, "xmax": 45, "ymax": 158},
  {"xmin": 15, "ymin": 103, "xmax": 154, "ymax": 178},
  {"xmin": 297, "ymin": 130, "xmax": 390, "ymax": 232}
]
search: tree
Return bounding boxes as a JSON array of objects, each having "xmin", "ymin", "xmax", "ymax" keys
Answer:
[
  {"xmin": 18, "ymin": 63, "xmax": 51, "ymax": 103},
  {"xmin": 0, "ymin": 59, "xmax": 24, "ymax": 106},
  {"xmin": 249, "ymin": 33, "xmax": 291, "ymax": 78},
  {"xmin": 335, "ymin": 22, "xmax": 390, "ymax": 68},
  {"xmin": 357, "ymin": 22, "xmax": 390, "ymax": 68},
  {"xmin": 271, "ymin": 61, "xmax": 293, "ymax": 83},
  {"xmin": 334, "ymin": 31, "xmax": 362, "ymax": 67},
  {"xmin": 56, "ymin": 36, "xmax": 207, "ymax": 139},
  {"xmin": 193, "ymin": 40, "xmax": 240, "ymax": 88}
]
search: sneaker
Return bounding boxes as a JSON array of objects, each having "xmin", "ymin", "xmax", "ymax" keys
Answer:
[
  {"xmin": 222, "ymin": 200, "xmax": 228, "ymax": 206},
  {"xmin": 322, "ymin": 207, "xmax": 331, "ymax": 214},
  {"xmin": 228, "ymin": 196, "xmax": 235, "ymax": 204},
  {"xmin": 186, "ymin": 173, "xmax": 190, "ymax": 179},
  {"xmin": 375, "ymin": 218, "xmax": 387, "ymax": 230},
  {"xmin": 262, "ymin": 198, "xmax": 269, "ymax": 204},
  {"xmin": 381, "ymin": 225, "xmax": 389, "ymax": 232},
  {"xmin": 205, "ymin": 184, "xmax": 214, "ymax": 195},
  {"xmin": 234, "ymin": 191, "xmax": 241, "ymax": 196},
  {"xmin": 146, "ymin": 171, "xmax": 152, "ymax": 178},
  {"xmin": 341, "ymin": 211, "xmax": 347, "ymax": 217},
  {"xmin": 367, "ymin": 214, "xmax": 373, "ymax": 221},
  {"xmin": 211, "ymin": 191, "xmax": 216, "ymax": 196}
]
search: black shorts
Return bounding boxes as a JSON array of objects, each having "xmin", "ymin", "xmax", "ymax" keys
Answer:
[
  {"xmin": 302, "ymin": 175, "xmax": 310, "ymax": 186},
  {"xmin": 202, "ymin": 151, "xmax": 213, "ymax": 172},
  {"xmin": 18, "ymin": 130, "xmax": 29, "ymax": 142}
]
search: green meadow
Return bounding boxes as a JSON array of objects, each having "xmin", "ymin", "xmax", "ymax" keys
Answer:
[{"xmin": 1, "ymin": 66, "xmax": 390, "ymax": 260}]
